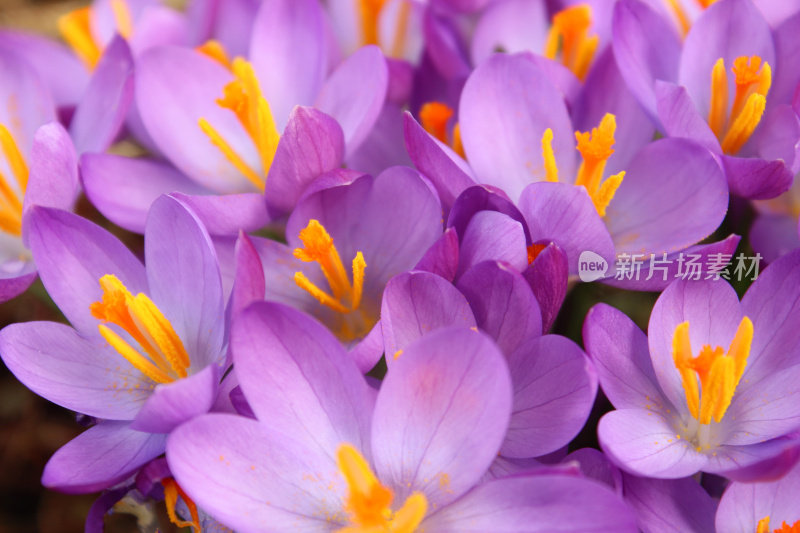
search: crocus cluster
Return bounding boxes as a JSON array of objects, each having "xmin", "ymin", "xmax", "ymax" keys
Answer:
[{"xmin": 1, "ymin": 0, "xmax": 799, "ymax": 531}]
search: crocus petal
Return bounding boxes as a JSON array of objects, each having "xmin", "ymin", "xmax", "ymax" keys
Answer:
[
  {"xmin": 414, "ymin": 227, "xmax": 460, "ymax": 282},
  {"xmin": 459, "ymin": 52, "xmax": 576, "ymax": 201},
  {"xmin": 421, "ymin": 474, "xmax": 638, "ymax": 532},
  {"xmin": 0, "ymin": 321, "xmax": 150, "ymax": 420},
  {"xmin": 604, "ymin": 137, "xmax": 728, "ymax": 255},
  {"xmin": 315, "ymin": 45, "xmax": 389, "ymax": 156},
  {"xmin": 750, "ymin": 214, "xmax": 800, "ymax": 264},
  {"xmin": 771, "ymin": 11, "xmax": 800, "ymax": 108},
  {"xmin": 706, "ymin": 438, "xmax": 800, "ymax": 480},
  {"xmin": 27, "ymin": 206, "xmax": 148, "ymax": 336},
  {"xmin": 42, "ymin": 422, "xmax": 166, "ymax": 494},
  {"xmin": 265, "ymin": 106, "xmax": 345, "ymax": 217},
  {"xmin": 349, "ymin": 320, "xmax": 386, "ymax": 374},
  {"xmin": 457, "ymin": 260, "xmax": 542, "ymax": 355},
  {"xmin": 523, "ymin": 242, "xmax": 568, "ymax": 333},
  {"xmin": 599, "ymin": 409, "xmax": 708, "ymax": 478},
  {"xmin": 131, "ymin": 364, "xmax": 219, "ymax": 434},
  {"xmin": 0, "ymin": 47, "xmax": 56, "ymax": 152},
  {"xmin": 170, "ymin": 192, "xmax": 270, "ymax": 236},
  {"xmin": 0, "ymin": 270, "xmax": 36, "ymax": 303},
  {"xmin": 584, "ymin": 303, "xmax": 672, "ymax": 411},
  {"xmin": 128, "ymin": 5, "xmax": 190, "ymax": 55},
  {"xmin": 381, "ymin": 271, "xmax": 476, "ymax": 364},
  {"xmin": 167, "ymin": 413, "xmax": 344, "ymax": 531},
  {"xmin": 85, "ymin": 485, "xmax": 132, "ymax": 533},
  {"xmin": 424, "ymin": 11, "xmax": 471, "ymax": 81},
  {"xmin": 447, "ymin": 185, "xmax": 531, "ymax": 244},
  {"xmin": 69, "ymin": 37, "xmax": 134, "ymax": 154},
  {"xmin": 470, "ymin": 0, "xmax": 549, "ymax": 67},
  {"xmin": 566, "ymin": 447, "xmax": 623, "ymax": 492},
  {"xmin": 500, "ymin": 334, "xmax": 597, "ymax": 458},
  {"xmin": 186, "ymin": 0, "xmax": 258, "ymax": 58},
  {"xmin": 720, "ymin": 154, "xmax": 793, "ymax": 200},
  {"xmin": 621, "ymin": 473, "xmax": 718, "ymax": 533},
  {"xmin": 403, "ymin": 112, "xmax": 476, "ymax": 215},
  {"xmin": 648, "ymin": 280, "xmax": 743, "ymax": 417},
  {"xmin": 144, "ymin": 195, "xmax": 225, "ymax": 369},
  {"xmin": 22, "ymin": 122, "xmax": 80, "ymax": 219},
  {"xmin": 345, "ymin": 104, "xmax": 413, "ymax": 176},
  {"xmin": 228, "ymin": 232, "xmax": 265, "ymax": 322},
  {"xmin": 232, "ymin": 302, "xmax": 374, "ymax": 459},
  {"xmin": 249, "ymin": 0, "xmax": 327, "ymax": 129},
  {"xmin": 518, "ymin": 182, "xmax": 616, "ymax": 275},
  {"xmin": 456, "ymin": 212, "xmax": 528, "ymax": 277},
  {"xmin": 755, "ymin": 104, "xmax": 800, "ymax": 172},
  {"xmin": 654, "ymin": 81, "xmax": 722, "ymax": 153},
  {"xmin": 679, "ymin": 0, "xmax": 774, "ymax": 117},
  {"xmin": 372, "ymin": 328, "xmax": 512, "ymax": 509},
  {"xmin": 80, "ymin": 154, "xmax": 206, "ymax": 234},
  {"xmin": 611, "ymin": 0, "xmax": 681, "ymax": 123}
]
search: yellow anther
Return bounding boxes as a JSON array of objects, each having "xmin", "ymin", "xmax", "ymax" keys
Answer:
[
  {"xmin": 391, "ymin": 0, "xmax": 412, "ymax": 58},
  {"xmin": 707, "ymin": 55, "xmax": 771, "ymax": 154},
  {"xmin": 335, "ymin": 444, "xmax": 427, "ymax": 533},
  {"xmin": 58, "ymin": 7, "xmax": 102, "ymax": 70},
  {"xmin": 758, "ymin": 517, "xmax": 771, "ymax": 533},
  {"xmin": 110, "ymin": 0, "xmax": 133, "ymax": 39},
  {"xmin": 419, "ymin": 102, "xmax": 465, "ymax": 158},
  {"xmin": 672, "ymin": 317, "xmax": 753, "ymax": 425},
  {"xmin": 573, "ymin": 114, "xmax": 624, "ymax": 216},
  {"xmin": 163, "ymin": 478, "xmax": 201, "ymax": 533},
  {"xmin": 0, "ymin": 125, "xmax": 28, "ymax": 236},
  {"xmin": 358, "ymin": 0, "xmax": 389, "ymax": 46},
  {"xmin": 198, "ymin": 58, "xmax": 279, "ymax": 191},
  {"xmin": 540, "ymin": 128, "xmax": 559, "ymax": 183},
  {"xmin": 196, "ymin": 40, "xmax": 231, "ymax": 69},
  {"xmin": 451, "ymin": 123, "xmax": 465, "ymax": 159},
  {"xmin": 91, "ymin": 274, "xmax": 191, "ymax": 384},
  {"xmin": 544, "ymin": 4, "xmax": 598, "ymax": 81},
  {"xmin": 664, "ymin": 0, "xmax": 691, "ymax": 37}
]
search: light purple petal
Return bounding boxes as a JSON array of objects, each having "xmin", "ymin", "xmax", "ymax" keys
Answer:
[
  {"xmin": 706, "ymin": 438, "xmax": 800, "ymax": 480},
  {"xmin": 459, "ymin": 52, "xmax": 576, "ymax": 201},
  {"xmin": 228, "ymin": 231, "xmax": 265, "ymax": 322},
  {"xmin": 186, "ymin": 0, "xmax": 259, "ymax": 58},
  {"xmin": 170, "ymin": 192, "xmax": 270, "ymax": 236},
  {"xmin": 622, "ymin": 473, "xmax": 718, "ymax": 533},
  {"xmin": 415, "ymin": 227, "xmax": 460, "ymax": 282},
  {"xmin": 80, "ymin": 154, "xmax": 206, "ymax": 234},
  {"xmin": 128, "ymin": 5, "xmax": 190, "ymax": 56},
  {"xmin": 0, "ymin": 321, "xmax": 150, "ymax": 420},
  {"xmin": 27, "ymin": 206, "xmax": 147, "ymax": 336},
  {"xmin": 315, "ymin": 45, "xmax": 388, "ymax": 156},
  {"xmin": 771, "ymin": 11, "xmax": 800, "ymax": 108},
  {"xmin": 523, "ymin": 242, "xmax": 568, "ymax": 333},
  {"xmin": 22, "ymin": 122, "xmax": 80, "ymax": 222},
  {"xmin": 470, "ymin": 0, "xmax": 549, "ymax": 67},
  {"xmin": 349, "ymin": 319, "xmax": 385, "ymax": 373},
  {"xmin": 565, "ymin": 448, "xmax": 623, "ymax": 492},
  {"xmin": 131, "ymin": 364, "xmax": 219, "ymax": 434},
  {"xmin": 654, "ymin": 81, "xmax": 722, "ymax": 153},
  {"xmin": 372, "ymin": 328, "xmax": 512, "ymax": 509},
  {"xmin": 456, "ymin": 211, "xmax": 528, "ymax": 277},
  {"xmin": 344, "ymin": 104, "xmax": 413, "ymax": 175},
  {"xmin": 750, "ymin": 213, "xmax": 800, "ymax": 264},
  {"xmin": 69, "ymin": 37, "xmax": 134, "ymax": 154},
  {"xmin": 0, "ymin": 270, "xmax": 36, "ymax": 303},
  {"xmin": 265, "ymin": 106, "xmax": 345, "ymax": 217},
  {"xmin": 232, "ymin": 302, "xmax": 374, "ymax": 459},
  {"xmin": 249, "ymin": 0, "xmax": 327, "ymax": 129},
  {"xmin": 721, "ymin": 154, "xmax": 793, "ymax": 200},
  {"xmin": 144, "ymin": 195, "xmax": 225, "ymax": 369},
  {"xmin": 599, "ymin": 409, "xmax": 708, "ymax": 478},
  {"xmin": 0, "ymin": 46, "xmax": 56, "ymax": 150},
  {"xmin": 447, "ymin": 185, "xmax": 531, "ymax": 244},
  {"xmin": 42, "ymin": 422, "xmax": 166, "ymax": 494},
  {"xmin": 424, "ymin": 11, "xmax": 471, "ymax": 81},
  {"xmin": 755, "ymin": 104, "xmax": 800, "ymax": 171}
]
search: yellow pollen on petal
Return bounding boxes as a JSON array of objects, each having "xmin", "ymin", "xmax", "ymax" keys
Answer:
[
  {"xmin": 110, "ymin": 0, "xmax": 134, "ymax": 40},
  {"xmin": 58, "ymin": 7, "xmax": 102, "ymax": 70},
  {"xmin": 544, "ymin": 4, "xmax": 598, "ymax": 81},
  {"xmin": 672, "ymin": 317, "xmax": 753, "ymax": 425},
  {"xmin": 163, "ymin": 478, "xmax": 201, "ymax": 533},
  {"xmin": 196, "ymin": 39, "xmax": 232, "ymax": 69},
  {"xmin": 419, "ymin": 102, "xmax": 465, "ymax": 158},
  {"xmin": 707, "ymin": 55, "xmax": 771, "ymax": 154},
  {"xmin": 0, "ymin": 124, "xmax": 29, "ymax": 236},
  {"xmin": 91, "ymin": 274, "xmax": 191, "ymax": 384},
  {"xmin": 198, "ymin": 57, "xmax": 280, "ymax": 191},
  {"xmin": 335, "ymin": 444, "xmax": 427, "ymax": 533},
  {"xmin": 573, "ymin": 114, "xmax": 624, "ymax": 216}
]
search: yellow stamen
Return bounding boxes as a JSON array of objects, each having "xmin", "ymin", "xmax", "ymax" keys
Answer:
[
  {"xmin": 672, "ymin": 317, "xmax": 753, "ymax": 425},
  {"xmin": 544, "ymin": 4, "xmax": 598, "ymax": 81},
  {"xmin": 573, "ymin": 114, "xmax": 624, "ymax": 216},
  {"xmin": 163, "ymin": 478, "xmax": 201, "ymax": 533},
  {"xmin": 198, "ymin": 58, "xmax": 279, "ymax": 191},
  {"xmin": 451, "ymin": 123, "xmax": 465, "ymax": 159},
  {"xmin": 707, "ymin": 55, "xmax": 771, "ymax": 154},
  {"xmin": 196, "ymin": 39, "xmax": 231, "ymax": 69},
  {"xmin": 91, "ymin": 274, "xmax": 191, "ymax": 383},
  {"xmin": 335, "ymin": 444, "xmax": 427, "ymax": 533},
  {"xmin": 110, "ymin": 0, "xmax": 133, "ymax": 40},
  {"xmin": 358, "ymin": 0, "xmax": 388, "ymax": 46},
  {"xmin": 541, "ymin": 128, "xmax": 559, "ymax": 183},
  {"xmin": 0, "ymin": 124, "xmax": 28, "ymax": 236},
  {"xmin": 664, "ymin": 0, "xmax": 691, "ymax": 37},
  {"xmin": 58, "ymin": 7, "xmax": 102, "ymax": 70},
  {"xmin": 391, "ymin": 0, "xmax": 412, "ymax": 59},
  {"xmin": 758, "ymin": 517, "xmax": 771, "ymax": 533}
]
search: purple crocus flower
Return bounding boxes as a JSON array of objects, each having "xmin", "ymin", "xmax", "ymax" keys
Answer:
[
  {"xmin": 584, "ymin": 248, "xmax": 800, "ymax": 479},
  {"xmin": 0, "ymin": 195, "xmax": 226, "ymax": 494},
  {"xmin": 613, "ymin": 0, "xmax": 797, "ymax": 199},
  {"xmin": 167, "ymin": 302, "xmax": 638, "ymax": 531}
]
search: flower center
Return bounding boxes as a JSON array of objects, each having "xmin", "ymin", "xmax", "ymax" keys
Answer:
[
  {"xmin": 419, "ymin": 102, "xmax": 465, "ymax": 158},
  {"xmin": 540, "ymin": 113, "xmax": 626, "ymax": 217},
  {"xmin": 196, "ymin": 46, "xmax": 280, "ymax": 192},
  {"xmin": 336, "ymin": 444, "xmax": 427, "ymax": 533},
  {"xmin": 357, "ymin": 0, "xmax": 411, "ymax": 58},
  {"xmin": 758, "ymin": 517, "xmax": 800, "ymax": 533},
  {"xmin": 162, "ymin": 477, "xmax": 201, "ymax": 533},
  {"xmin": 708, "ymin": 55, "xmax": 771, "ymax": 155},
  {"xmin": 544, "ymin": 4, "xmax": 598, "ymax": 81},
  {"xmin": 0, "ymin": 124, "xmax": 28, "ymax": 237},
  {"xmin": 672, "ymin": 316, "xmax": 753, "ymax": 427},
  {"xmin": 58, "ymin": 0, "xmax": 133, "ymax": 70},
  {"xmin": 90, "ymin": 274, "xmax": 191, "ymax": 384}
]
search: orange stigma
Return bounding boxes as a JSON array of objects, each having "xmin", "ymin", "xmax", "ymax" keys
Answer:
[
  {"xmin": 758, "ymin": 517, "xmax": 800, "ymax": 533},
  {"xmin": 162, "ymin": 478, "xmax": 201, "ymax": 533},
  {"xmin": 708, "ymin": 55, "xmax": 771, "ymax": 155},
  {"xmin": 419, "ymin": 102, "xmax": 465, "ymax": 158},
  {"xmin": 58, "ymin": 0, "xmax": 134, "ymax": 70},
  {"xmin": 672, "ymin": 316, "xmax": 753, "ymax": 425},
  {"xmin": 0, "ymin": 124, "xmax": 28, "ymax": 236},
  {"xmin": 90, "ymin": 275, "xmax": 191, "ymax": 384},
  {"xmin": 544, "ymin": 4, "xmax": 598, "ymax": 81},
  {"xmin": 335, "ymin": 444, "xmax": 427, "ymax": 533},
  {"xmin": 198, "ymin": 55, "xmax": 280, "ymax": 192}
]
